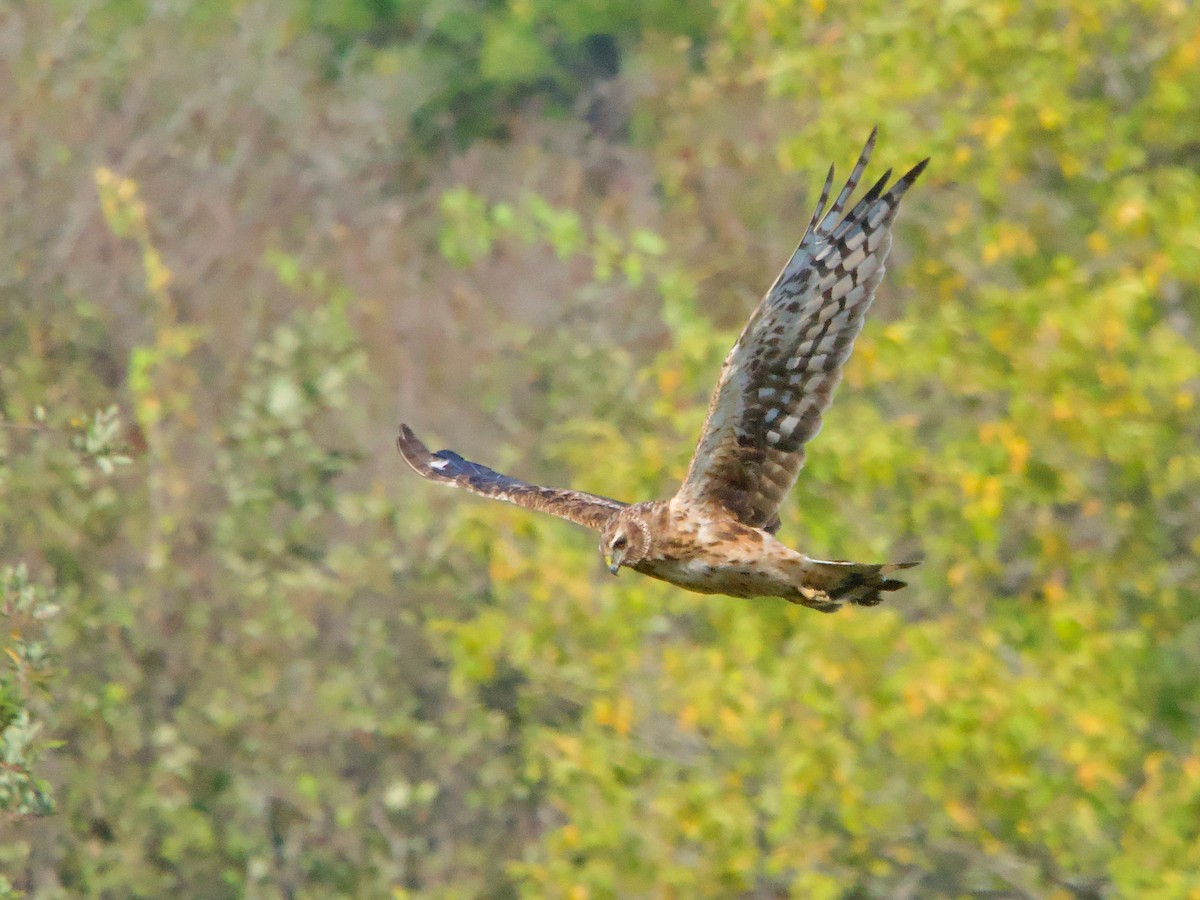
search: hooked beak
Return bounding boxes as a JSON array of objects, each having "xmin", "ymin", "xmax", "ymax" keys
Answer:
[{"xmin": 604, "ymin": 550, "xmax": 622, "ymax": 575}]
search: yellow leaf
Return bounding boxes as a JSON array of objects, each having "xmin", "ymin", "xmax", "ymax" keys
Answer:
[
  {"xmin": 1115, "ymin": 200, "xmax": 1145, "ymax": 229},
  {"xmin": 1076, "ymin": 759, "xmax": 1118, "ymax": 791},
  {"xmin": 961, "ymin": 472, "xmax": 981, "ymax": 497},
  {"xmin": 1037, "ymin": 106, "xmax": 1062, "ymax": 129},
  {"xmin": 1143, "ymin": 751, "xmax": 1165, "ymax": 782},
  {"xmin": 1043, "ymin": 579, "xmax": 1065, "ymax": 605},
  {"xmin": 1100, "ymin": 317, "xmax": 1124, "ymax": 352},
  {"xmin": 945, "ymin": 798, "xmax": 978, "ymax": 829},
  {"xmin": 1184, "ymin": 756, "xmax": 1200, "ymax": 782},
  {"xmin": 657, "ymin": 368, "xmax": 681, "ymax": 397},
  {"xmin": 1003, "ymin": 434, "xmax": 1030, "ymax": 474},
  {"xmin": 902, "ymin": 683, "xmax": 926, "ymax": 716},
  {"xmin": 719, "ymin": 705, "xmax": 744, "ymax": 741},
  {"xmin": 613, "ymin": 693, "xmax": 632, "ymax": 737},
  {"xmin": 488, "ymin": 551, "xmax": 518, "ymax": 583},
  {"xmin": 678, "ymin": 703, "xmax": 698, "ymax": 729},
  {"xmin": 143, "ymin": 248, "xmax": 173, "ymax": 295},
  {"xmin": 594, "ymin": 698, "xmax": 612, "ymax": 727},
  {"xmin": 982, "ymin": 114, "xmax": 1012, "ymax": 149},
  {"xmin": 947, "ymin": 563, "xmax": 969, "ymax": 588}
]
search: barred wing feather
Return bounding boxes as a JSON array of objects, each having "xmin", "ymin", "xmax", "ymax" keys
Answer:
[{"xmin": 675, "ymin": 130, "xmax": 928, "ymax": 531}]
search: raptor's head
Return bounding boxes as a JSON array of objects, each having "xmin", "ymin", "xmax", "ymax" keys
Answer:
[{"xmin": 599, "ymin": 510, "xmax": 652, "ymax": 575}]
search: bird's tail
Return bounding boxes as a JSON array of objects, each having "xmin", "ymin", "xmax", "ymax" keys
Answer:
[{"xmin": 795, "ymin": 558, "xmax": 919, "ymax": 613}]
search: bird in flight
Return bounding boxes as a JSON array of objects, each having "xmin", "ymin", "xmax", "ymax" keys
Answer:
[{"xmin": 399, "ymin": 130, "xmax": 926, "ymax": 612}]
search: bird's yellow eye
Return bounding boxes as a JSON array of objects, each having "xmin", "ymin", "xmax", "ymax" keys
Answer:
[{"xmin": 612, "ymin": 535, "xmax": 628, "ymax": 550}]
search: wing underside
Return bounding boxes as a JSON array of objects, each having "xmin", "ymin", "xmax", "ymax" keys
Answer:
[{"xmin": 397, "ymin": 424, "xmax": 627, "ymax": 531}]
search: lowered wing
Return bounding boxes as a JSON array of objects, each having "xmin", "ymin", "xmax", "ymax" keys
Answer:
[{"xmin": 398, "ymin": 424, "xmax": 628, "ymax": 531}]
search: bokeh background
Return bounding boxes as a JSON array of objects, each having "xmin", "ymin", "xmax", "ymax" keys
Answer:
[{"xmin": 2, "ymin": 0, "xmax": 1199, "ymax": 896}]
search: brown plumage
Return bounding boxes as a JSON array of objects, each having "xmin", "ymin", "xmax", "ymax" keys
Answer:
[{"xmin": 398, "ymin": 130, "xmax": 926, "ymax": 612}]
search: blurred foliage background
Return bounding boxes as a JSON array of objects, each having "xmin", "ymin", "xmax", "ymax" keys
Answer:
[{"xmin": 2, "ymin": 0, "xmax": 1199, "ymax": 896}]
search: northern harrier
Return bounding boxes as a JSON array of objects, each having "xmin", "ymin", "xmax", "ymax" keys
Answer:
[{"xmin": 400, "ymin": 130, "xmax": 926, "ymax": 612}]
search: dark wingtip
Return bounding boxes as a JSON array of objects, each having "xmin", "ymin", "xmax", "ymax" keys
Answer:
[
  {"xmin": 397, "ymin": 422, "xmax": 416, "ymax": 454},
  {"xmin": 896, "ymin": 157, "xmax": 931, "ymax": 191},
  {"xmin": 396, "ymin": 423, "xmax": 435, "ymax": 474},
  {"xmin": 869, "ymin": 168, "xmax": 893, "ymax": 201}
]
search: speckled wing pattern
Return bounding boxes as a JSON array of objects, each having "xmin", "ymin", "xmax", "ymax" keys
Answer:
[
  {"xmin": 675, "ymin": 130, "xmax": 929, "ymax": 532},
  {"xmin": 397, "ymin": 425, "xmax": 627, "ymax": 530}
]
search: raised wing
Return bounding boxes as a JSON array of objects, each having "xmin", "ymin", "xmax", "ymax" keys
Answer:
[
  {"xmin": 675, "ymin": 130, "xmax": 928, "ymax": 531},
  {"xmin": 397, "ymin": 424, "xmax": 628, "ymax": 531}
]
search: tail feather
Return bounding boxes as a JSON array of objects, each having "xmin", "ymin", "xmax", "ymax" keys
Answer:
[{"xmin": 798, "ymin": 558, "xmax": 919, "ymax": 613}]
